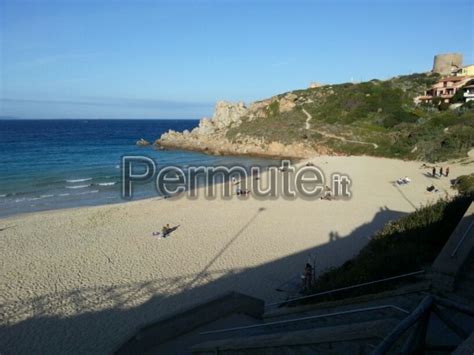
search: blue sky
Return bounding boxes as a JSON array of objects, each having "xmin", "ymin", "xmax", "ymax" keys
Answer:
[{"xmin": 1, "ymin": 0, "xmax": 473, "ymax": 119}]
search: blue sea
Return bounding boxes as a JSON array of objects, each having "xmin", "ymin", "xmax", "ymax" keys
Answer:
[{"xmin": 0, "ymin": 119, "xmax": 277, "ymax": 218}]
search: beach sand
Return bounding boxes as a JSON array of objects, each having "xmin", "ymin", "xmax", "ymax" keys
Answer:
[{"xmin": 0, "ymin": 156, "xmax": 471, "ymax": 354}]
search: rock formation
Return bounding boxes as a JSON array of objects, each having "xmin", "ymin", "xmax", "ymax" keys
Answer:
[
  {"xmin": 136, "ymin": 138, "xmax": 150, "ymax": 146},
  {"xmin": 156, "ymin": 98, "xmax": 321, "ymax": 158}
]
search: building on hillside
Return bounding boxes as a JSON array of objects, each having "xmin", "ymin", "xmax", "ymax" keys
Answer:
[
  {"xmin": 414, "ymin": 76, "xmax": 474, "ymax": 104},
  {"xmin": 454, "ymin": 64, "xmax": 474, "ymax": 77},
  {"xmin": 463, "ymin": 83, "xmax": 474, "ymax": 102},
  {"xmin": 309, "ymin": 82, "xmax": 322, "ymax": 89}
]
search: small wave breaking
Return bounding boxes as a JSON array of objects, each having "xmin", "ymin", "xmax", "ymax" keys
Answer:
[
  {"xmin": 97, "ymin": 182, "xmax": 117, "ymax": 186},
  {"xmin": 66, "ymin": 178, "xmax": 93, "ymax": 183}
]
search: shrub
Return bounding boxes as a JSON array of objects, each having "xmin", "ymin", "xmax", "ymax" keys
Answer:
[
  {"xmin": 299, "ymin": 195, "xmax": 471, "ymax": 304},
  {"xmin": 453, "ymin": 173, "xmax": 474, "ymax": 197}
]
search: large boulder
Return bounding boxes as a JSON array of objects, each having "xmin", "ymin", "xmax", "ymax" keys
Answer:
[
  {"xmin": 195, "ymin": 118, "xmax": 216, "ymax": 135},
  {"xmin": 279, "ymin": 93, "xmax": 298, "ymax": 113},
  {"xmin": 211, "ymin": 101, "xmax": 248, "ymax": 129}
]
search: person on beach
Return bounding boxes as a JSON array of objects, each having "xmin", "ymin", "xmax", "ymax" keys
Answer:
[
  {"xmin": 162, "ymin": 224, "xmax": 170, "ymax": 237},
  {"xmin": 446, "ymin": 167, "xmax": 450, "ymax": 177},
  {"xmin": 432, "ymin": 167, "xmax": 436, "ymax": 177},
  {"xmin": 301, "ymin": 263, "xmax": 313, "ymax": 292},
  {"xmin": 237, "ymin": 188, "xmax": 250, "ymax": 196},
  {"xmin": 440, "ymin": 167, "xmax": 443, "ymax": 177}
]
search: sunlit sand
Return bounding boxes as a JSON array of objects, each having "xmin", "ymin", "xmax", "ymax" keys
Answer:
[{"xmin": 1, "ymin": 155, "xmax": 471, "ymax": 353}]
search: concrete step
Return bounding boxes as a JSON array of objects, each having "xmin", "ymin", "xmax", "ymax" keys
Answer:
[
  {"xmin": 204, "ymin": 305, "xmax": 407, "ymax": 340},
  {"xmin": 191, "ymin": 318, "xmax": 397, "ymax": 354}
]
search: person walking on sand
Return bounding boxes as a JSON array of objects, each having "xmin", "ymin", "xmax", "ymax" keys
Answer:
[
  {"xmin": 432, "ymin": 167, "xmax": 436, "ymax": 177},
  {"xmin": 446, "ymin": 167, "xmax": 450, "ymax": 177},
  {"xmin": 440, "ymin": 167, "xmax": 443, "ymax": 177}
]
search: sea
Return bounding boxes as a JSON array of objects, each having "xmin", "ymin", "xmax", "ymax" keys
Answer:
[{"xmin": 0, "ymin": 119, "xmax": 278, "ymax": 218}]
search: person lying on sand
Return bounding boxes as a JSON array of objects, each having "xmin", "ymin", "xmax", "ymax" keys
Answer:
[
  {"xmin": 153, "ymin": 224, "xmax": 180, "ymax": 238},
  {"xmin": 152, "ymin": 224, "xmax": 170, "ymax": 237},
  {"xmin": 397, "ymin": 176, "xmax": 411, "ymax": 185}
]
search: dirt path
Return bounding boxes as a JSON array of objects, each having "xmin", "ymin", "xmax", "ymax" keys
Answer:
[
  {"xmin": 302, "ymin": 108, "xmax": 378, "ymax": 149},
  {"xmin": 302, "ymin": 108, "xmax": 312, "ymax": 130}
]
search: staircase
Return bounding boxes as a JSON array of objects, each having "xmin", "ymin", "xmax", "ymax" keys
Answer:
[
  {"xmin": 189, "ymin": 290, "xmax": 425, "ymax": 354},
  {"xmin": 454, "ymin": 250, "xmax": 474, "ymax": 305}
]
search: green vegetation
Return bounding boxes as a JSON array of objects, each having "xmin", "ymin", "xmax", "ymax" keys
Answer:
[
  {"xmin": 229, "ymin": 107, "xmax": 308, "ymax": 145},
  {"xmin": 452, "ymin": 173, "xmax": 474, "ymax": 196},
  {"xmin": 297, "ymin": 193, "xmax": 472, "ymax": 305},
  {"xmin": 226, "ymin": 73, "xmax": 474, "ymax": 162}
]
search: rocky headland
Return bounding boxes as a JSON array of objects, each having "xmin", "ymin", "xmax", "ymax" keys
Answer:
[
  {"xmin": 156, "ymin": 98, "xmax": 326, "ymax": 159},
  {"xmin": 155, "ymin": 73, "xmax": 474, "ymax": 162}
]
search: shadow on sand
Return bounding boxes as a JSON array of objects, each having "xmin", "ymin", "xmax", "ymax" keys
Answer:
[{"xmin": 0, "ymin": 206, "xmax": 408, "ymax": 354}]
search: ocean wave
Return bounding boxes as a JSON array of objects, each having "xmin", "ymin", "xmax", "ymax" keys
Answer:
[
  {"xmin": 66, "ymin": 184, "xmax": 91, "ymax": 189},
  {"xmin": 27, "ymin": 194, "xmax": 55, "ymax": 201},
  {"xmin": 76, "ymin": 190, "xmax": 99, "ymax": 195},
  {"xmin": 28, "ymin": 197, "xmax": 43, "ymax": 201},
  {"xmin": 66, "ymin": 178, "xmax": 92, "ymax": 183},
  {"xmin": 58, "ymin": 193, "xmax": 70, "ymax": 197},
  {"xmin": 0, "ymin": 194, "xmax": 7, "ymax": 198},
  {"xmin": 97, "ymin": 182, "xmax": 117, "ymax": 186}
]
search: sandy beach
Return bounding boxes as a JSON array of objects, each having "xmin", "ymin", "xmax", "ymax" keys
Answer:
[{"xmin": 0, "ymin": 155, "xmax": 471, "ymax": 354}]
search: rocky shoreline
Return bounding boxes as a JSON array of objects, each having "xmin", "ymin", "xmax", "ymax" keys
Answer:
[{"xmin": 155, "ymin": 99, "xmax": 329, "ymax": 159}]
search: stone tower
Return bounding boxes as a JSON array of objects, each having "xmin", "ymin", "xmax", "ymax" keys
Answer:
[{"xmin": 432, "ymin": 53, "xmax": 463, "ymax": 75}]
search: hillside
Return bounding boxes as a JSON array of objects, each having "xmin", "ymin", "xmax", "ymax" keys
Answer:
[{"xmin": 157, "ymin": 73, "xmax": 474, "ymax": 162}]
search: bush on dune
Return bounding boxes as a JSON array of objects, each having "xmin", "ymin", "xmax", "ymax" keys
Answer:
[{"xmin": 301, "ymin": 192, "xmax": 472, "ymax": 304}]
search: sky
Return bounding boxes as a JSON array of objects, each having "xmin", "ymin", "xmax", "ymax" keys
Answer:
[{"xmin": 0, "ymin": 0, "xmax": 473, "ymax": 119}]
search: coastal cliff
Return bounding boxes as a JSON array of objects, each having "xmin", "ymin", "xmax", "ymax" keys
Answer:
[
  {"xmin": 156, "ymin": 73, "xmax": 474, "ymax": 162},
  {"xmin": 156, "ymin": 99, "xmax": 325, "ymax": 158}
]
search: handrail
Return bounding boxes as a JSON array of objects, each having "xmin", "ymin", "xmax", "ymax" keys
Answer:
[
  {"xmin": 371, "ymin": 295, "xmax": 433, "ymax": 355},
  {"xmin": 266, "ymin": 270, "xmax": 425, "ymax": 308},
  {"xmin": 450, "ymin": 221, "xmax": 473, "ymax": 258},
  {"xmin": 200, "ymin": 304, "xmax": 409, "ymax": 335}
]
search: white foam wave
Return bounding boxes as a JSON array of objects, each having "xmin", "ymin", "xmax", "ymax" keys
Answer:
[
  {"xmin": 97, "ymin": 182, "xmax": 117, "ymax": 186},
  {"xmin": 76, "ymin": 190, "xmax": 99, "ymax": 195},
  {"xmin": 58, "ymin": 193, "xmax": 70, "ymax": 197},
  {"xmin": 27, "ymin": 194, "xmax": 54, "ymax": 201},
  {"xmin": 66, "ymin": 178, "xmax": 92, "ymax": 183}
]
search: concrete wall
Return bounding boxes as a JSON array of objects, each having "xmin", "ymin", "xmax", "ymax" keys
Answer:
[
  {"xmin": 115, "ymin": 291, "xmax": 264, "ymax": 354},
  {"xmin": 432, "ymin": 202, "xmax": 474, "ymax": 293}
]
